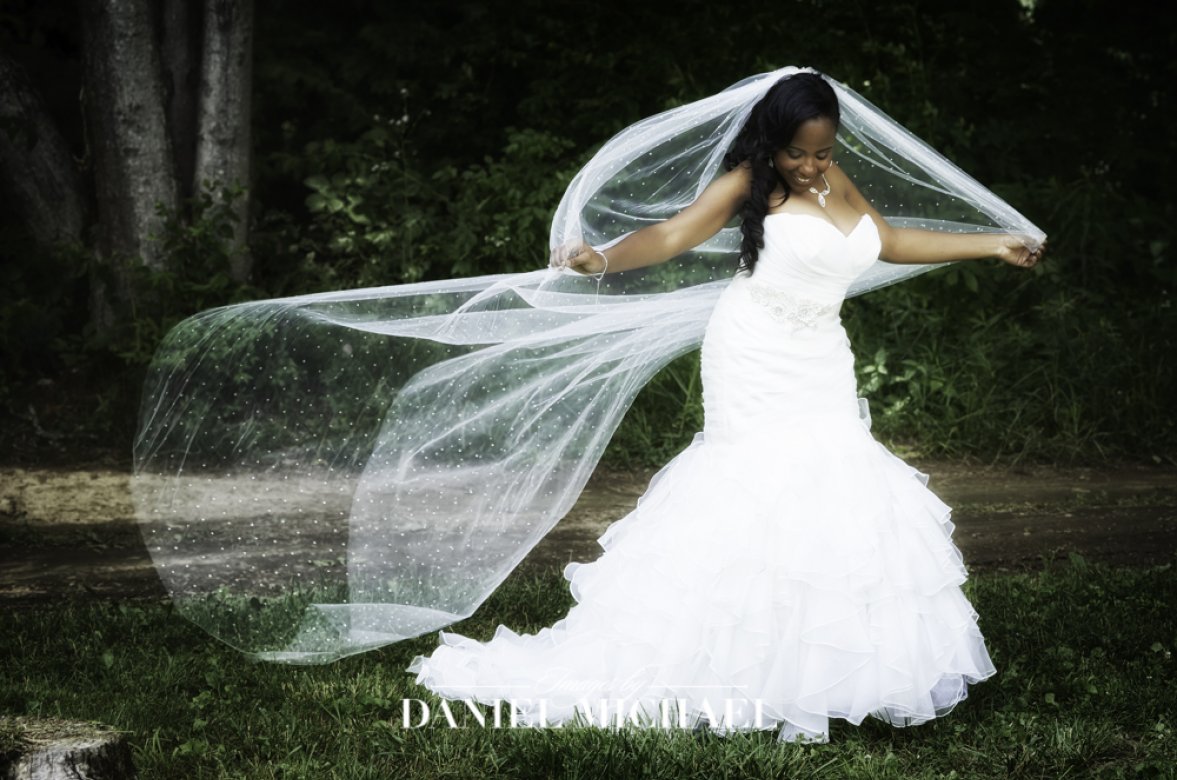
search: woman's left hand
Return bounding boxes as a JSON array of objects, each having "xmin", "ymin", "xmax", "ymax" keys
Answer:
[{"xmin": 995, "ymin": 235, "xmax": 1047, "ymax": 268}]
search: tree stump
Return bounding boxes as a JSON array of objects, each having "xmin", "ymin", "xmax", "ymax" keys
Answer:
[{"xmin": 0, "ymin": 717, "xmax": 135, "ymax": 780}]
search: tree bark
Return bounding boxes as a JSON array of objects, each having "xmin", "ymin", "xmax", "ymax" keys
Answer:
[
  {"xmin": 158, "ymin": 1, "xmax": 204, "ymax": 207},
  {"xmin": 0, "ymin": 51, "xmax": 86, "ymax": 250},
  {"xmin": 0, "ymin": 1, "xmax": 256, "ymax": 332},
  {"xmin": 80, "ymin": 0, "xmax": 178, "ymax": 267},
  {"xmin": 80, "ymin": 0, "xmax": 179, "ymax": 328},
  {"xmin": 194, "ymin": 0, "xmax": 254, "ymax": 281}
]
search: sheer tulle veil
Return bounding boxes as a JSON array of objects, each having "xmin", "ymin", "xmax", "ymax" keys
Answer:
[{"xmin": 132, "ymin": 66, "xmax": 1045, "ymax": 663}]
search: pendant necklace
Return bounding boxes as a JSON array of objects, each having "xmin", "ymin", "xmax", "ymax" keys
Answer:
[{"xmin": 808, "ymin": 174, "xmax": 831, "ymax": 208}]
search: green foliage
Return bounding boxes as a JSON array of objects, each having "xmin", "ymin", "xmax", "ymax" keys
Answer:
[
  {"xmin": 106, "ymin": 185, "xmax": 256, "ymax": 366},
  {"xmin": 2, "ymin": 562, "xmax": 1176, "ymax": 777},
  {"xmin": 291, "ymin": 117, "xmax": 445, "ymax": 287},
  {"xmin": 2, "ymin": 0, "xmax": 1175, "ymax": 464},
  {"xmin": 0, "ymin": 225, "xmax": 87, "ymax": 380},
  {"xmin": 435, "ymin": 129, "xmax": 582, "ymax": 277},
  {"xmin": 265, "ymin": 124, "xmax": 579, "ymax": 292}
]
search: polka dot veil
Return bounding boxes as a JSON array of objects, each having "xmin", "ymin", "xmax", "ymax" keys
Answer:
[{"xmin": 132, "ymin": 67, "xmax": 1045, "ymax": 663}]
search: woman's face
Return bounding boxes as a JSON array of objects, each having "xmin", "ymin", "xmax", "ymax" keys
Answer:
[{"xmin": 772, "ymin": 116, "xmax": 838, "ymax": 195}]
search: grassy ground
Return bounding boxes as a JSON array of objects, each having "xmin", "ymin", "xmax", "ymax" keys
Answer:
[{"xmin": 1, "ymin": 558, "xmax": 1175, "ymax": 779}]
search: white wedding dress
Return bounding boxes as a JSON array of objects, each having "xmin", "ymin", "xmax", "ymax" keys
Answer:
[{"xmin": 406, "ymin": 212, "xmax": 996, "ymax": 743}]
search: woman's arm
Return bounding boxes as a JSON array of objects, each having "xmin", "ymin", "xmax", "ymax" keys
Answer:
[
  {"xmin": 553, "ymin": 165, "xmax": 751, "ymax": 275},
  {"xmin": 829, "ymin": 164, "xmax": 1045, "ymax": 268}
]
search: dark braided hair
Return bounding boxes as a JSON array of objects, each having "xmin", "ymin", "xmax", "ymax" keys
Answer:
[{"xmin": 724, "ymin": 73, "xmax": 840, "ymax": 273}]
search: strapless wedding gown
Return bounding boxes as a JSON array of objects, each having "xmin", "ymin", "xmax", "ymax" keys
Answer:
[{"xmin": 406, "ymin": 212, "xmax": 996, "ymax": 743}]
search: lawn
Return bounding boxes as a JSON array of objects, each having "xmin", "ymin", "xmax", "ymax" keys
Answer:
[{"xmin": 2, "ymin": 557, "xmax": 1174, "ymax": 779}]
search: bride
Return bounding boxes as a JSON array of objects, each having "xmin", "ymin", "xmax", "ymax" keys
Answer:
[
  {"xmin": 404, "ymin": 71, "xmax": 1043, "ymax": 743},
  {"xmin": 132, "ymin": 66, "xmax": 1046, "ymax": 744}
]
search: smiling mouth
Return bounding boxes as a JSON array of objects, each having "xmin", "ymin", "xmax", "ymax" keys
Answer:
[{"xmin": 793, "ymin": 174, "xmax": 814, "ymax": 185}]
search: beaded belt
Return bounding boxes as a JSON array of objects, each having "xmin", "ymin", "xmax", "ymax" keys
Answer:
[{"xmin": 743, "ymin": 278, "xmax": 840, "ymax": 328}]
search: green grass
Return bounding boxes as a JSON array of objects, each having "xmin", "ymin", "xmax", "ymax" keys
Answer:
[{"xmin": 2, "ymin": 559, "xmax": 1175, "ymax": 778}]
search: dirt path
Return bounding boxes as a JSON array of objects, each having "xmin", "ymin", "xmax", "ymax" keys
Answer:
[{"xmin": 2, "ymin": 462, "xmax": 1176, "ymax": 606}]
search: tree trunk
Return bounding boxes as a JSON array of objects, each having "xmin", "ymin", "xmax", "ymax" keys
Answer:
[
  {"xmin": 0, "ymin": 52, "xmax": 86, "ymax": 250},
  {"xmin": 1, "ymin": 716, "xmax": 136, "ymax": 779},
  {"xmin": 194, "ymin": 0, "xmax": 254, "ymax": 281},
  {"xmin": 158, "ymin": 1, "xmax": 204, "ymax": 208},
  {"xmin": 0, "ymin": 1, "xmax": 256, "ymax": 333},
  {"xmin": 80, "ymin": 0, "xmax": 179, "ymax": 327}
]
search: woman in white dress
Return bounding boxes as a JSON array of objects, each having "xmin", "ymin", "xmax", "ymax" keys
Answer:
[{"xmin": 406, "ymin": 72, "xmax": 1044, "ymax": 743}]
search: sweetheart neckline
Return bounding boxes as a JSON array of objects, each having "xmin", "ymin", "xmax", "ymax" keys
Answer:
[{"xmin": 764, "ymin": 211, "xmax": 872, "ymax": 240}]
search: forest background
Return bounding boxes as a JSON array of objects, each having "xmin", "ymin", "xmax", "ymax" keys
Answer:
[{"xmin": 1, "ymin": 0, "xmax": 1173, "ymax": 469}]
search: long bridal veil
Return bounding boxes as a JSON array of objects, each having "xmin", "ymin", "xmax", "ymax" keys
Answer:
[{"xmin": 133, "ymin": 67, "xmax": 1045, "ymax": 663}]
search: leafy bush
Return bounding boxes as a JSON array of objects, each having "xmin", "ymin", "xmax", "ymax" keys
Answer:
[{"xmin": 2, "ymin": 0, "xmax": 1174, "ymax": 465}]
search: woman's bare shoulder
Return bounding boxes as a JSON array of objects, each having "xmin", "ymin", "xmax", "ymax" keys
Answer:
[
  {"xmin": 724, "ymin": 160, "xmax": 754, "ymax": 181},
  {"xmin": 710, "ymin": 162, "xmax": 753, "ymax": 200}
]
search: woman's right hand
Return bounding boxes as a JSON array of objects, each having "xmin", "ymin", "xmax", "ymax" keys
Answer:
[{"xmin": 550, "ymin": 242, "xmax": 606, "ymax": 274}]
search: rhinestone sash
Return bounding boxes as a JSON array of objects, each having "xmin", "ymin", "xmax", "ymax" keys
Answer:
[{"xmin": 744, "ymin": 279, "xmax": 840, "ymax": 328}]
